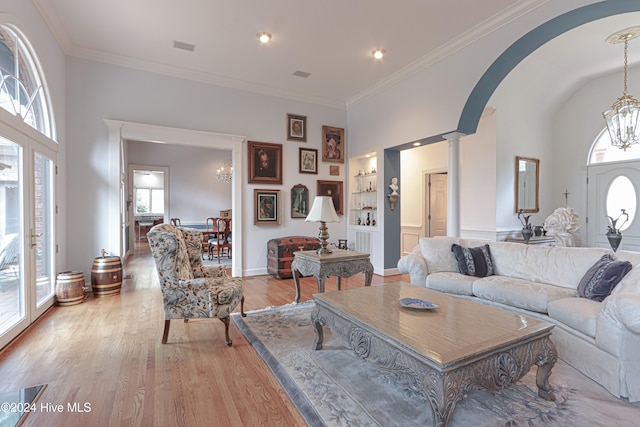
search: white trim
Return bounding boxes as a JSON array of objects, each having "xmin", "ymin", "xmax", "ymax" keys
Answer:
[{"xmin": 105, "ymin": 119, "xmax": 246, "ymax": 277}]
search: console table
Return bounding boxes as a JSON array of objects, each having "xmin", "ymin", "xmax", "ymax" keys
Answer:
[
  {"xmin": 506, "ymin": 235, "xmax": 556, "ymax": 246},
  {"xmin": 291, "ymin": 249, "xmax": 373, "ymax": 303}
]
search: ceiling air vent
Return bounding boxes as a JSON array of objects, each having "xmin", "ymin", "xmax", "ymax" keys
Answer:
[
  {"xmin": 173, "ymin": 40, "xmax": 196, "ymax": 52},
  {"xmin": 293, "ymin": 70, "xmax": 311, "ymax": 78}
]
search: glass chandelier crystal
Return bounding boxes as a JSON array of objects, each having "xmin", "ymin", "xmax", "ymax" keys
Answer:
[
  {"xmin": 603, "ymin": 27, "xmax": 640, "ymax": 151},
  {"xmin": 216, "ymin": 161, "xmax": 233, "ymax": 183}
]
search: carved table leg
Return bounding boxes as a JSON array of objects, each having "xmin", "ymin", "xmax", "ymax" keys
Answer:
[
  {"xmin": 424, "ymin": 373, "xmax": 465, "ymax": 427},
  {"xmin": 311, "ymin": 307, "xmax": 324, "ymax": 350},
  {"xmin": 535, "ymin": 338, "xmax": 557, "ymax": 401},
  {"xmin": 292, "ymin": 269, "xmax": 302, "ymax": 303},
  {"xmin": 316, "ymin": 274, "xmax": 326, "ymax": 293},
  {"xmin": 364, "ymin": 266, "xmax": 373, "ymax": 287}
]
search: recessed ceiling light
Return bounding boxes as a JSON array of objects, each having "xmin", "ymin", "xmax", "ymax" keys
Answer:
[
  {"xmin": 293, "ymin": 70, "xmax": 311, "ymax": 78},
  {"xmin": 372, "ymin": 49, "xmax": 385, "ymax": 59},
  {"xmin": 257, "ymin": 32, "xmax": 272, "ymax": 43},
  {"xmin": 413, "ymin": 142, "xmax": 422, "ymax": 147}
]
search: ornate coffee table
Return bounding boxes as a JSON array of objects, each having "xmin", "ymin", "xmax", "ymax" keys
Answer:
[
  {"xmin": 311, "ymin": 282, "xmax": 557, "ymax": 427},
  {"xmin": 291, "ymin": 249, "xmax": 373, "ymax": 303}
]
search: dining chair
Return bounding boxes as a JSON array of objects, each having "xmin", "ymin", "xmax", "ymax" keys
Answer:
[{"xmin": 209, "ymin": 217, "xmax": 232, "ymax": 262}]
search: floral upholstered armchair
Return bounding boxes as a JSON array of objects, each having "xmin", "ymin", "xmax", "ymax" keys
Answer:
[{"xmin": 147, "ymin": 223, "xmax": 245, "ymax": 346}]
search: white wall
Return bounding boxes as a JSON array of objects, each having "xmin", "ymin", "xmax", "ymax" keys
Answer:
[
  {"xmin": 66, "ymin": 57, "xmax": 346, "ymax": 276},
  {"xmin": 128, "ymin": 141, "xmax": 232, "ymax": 224}
]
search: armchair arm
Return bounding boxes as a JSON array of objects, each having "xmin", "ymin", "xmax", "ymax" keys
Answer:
[
  {"xmin": 193, "ymin": 265, "xmax": 227, "ymax": 279},
  {"xmin": 397, "ymin": 246, "xmax": 429, "ymax": 286},
  {"xmin": 601, "ymin": 294, "xmax": 640, "ymax": 334}
]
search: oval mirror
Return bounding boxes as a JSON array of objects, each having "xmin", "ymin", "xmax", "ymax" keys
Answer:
[{"xmin": 515, "ymin": 156, "xmax": 539, "ymax": 213}]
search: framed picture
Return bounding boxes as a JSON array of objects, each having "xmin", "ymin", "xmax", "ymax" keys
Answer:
[
  {"xmin": 329, "ymin": 165, "xmax": 339, "ymax": 176},
  {"xmin": 317, "ymin": 180, "xmax": 343, "ymax": 215},
  {"xmin": 287, "ymin": 113, "xmax": 307, "ymax": 142},
  {"xmin": 254, "ymin": 189, "xmax": 280, "ymax": 225},
  {"xmin": 299, "ymin": 147, "xmax": 318, "ymax": 174},
  {"xmin": 291, "ymin": 184, "xmax": 309, "ymax": 218},
  {"xmin": 248, "ymin": 141, "xmax": 282, "ymax": 184},
  {"xmin": 322, "ymin": 126, "xmax": 345, "ymax": 163}
]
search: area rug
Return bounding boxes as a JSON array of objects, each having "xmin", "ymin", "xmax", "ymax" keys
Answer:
[{"xmin": 232, "ymin": 303, "xmax": 640, "ymax": 427}]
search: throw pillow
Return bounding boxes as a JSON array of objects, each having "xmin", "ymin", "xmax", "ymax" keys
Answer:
[
  {"xmin": 451, "ymin": 243, "xmax": 494, "ymax": 277},
  {"xmin": 577, "ymin": 254, "xmax": 632, "ymax": 302}
]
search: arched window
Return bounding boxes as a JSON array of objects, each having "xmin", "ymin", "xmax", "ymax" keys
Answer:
[
  {"xmin": 589, "ymin": 128, "xmax": 640, "ymax": 164},
  {"xmin": 0, "ymin": 24, "xmax": 54, "ymax": 139}
]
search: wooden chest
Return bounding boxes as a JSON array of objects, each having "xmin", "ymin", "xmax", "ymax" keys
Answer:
[{"xmin": 267, "ymin": 236, "xmax": 320, "ymax": 279}]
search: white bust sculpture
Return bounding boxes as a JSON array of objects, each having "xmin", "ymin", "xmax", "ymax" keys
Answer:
[
  {"xmin": 544, "ymin": 207, "xmax": 580, "ymax": 247},
  {"xmin": 389, "ymin": 177, "xmax": 399, "ymax": 196}
]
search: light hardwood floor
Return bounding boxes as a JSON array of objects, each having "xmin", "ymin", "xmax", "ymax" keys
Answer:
[{"xmin": 0, "ymin": 243, "xmax": 408, "ymax": 426}]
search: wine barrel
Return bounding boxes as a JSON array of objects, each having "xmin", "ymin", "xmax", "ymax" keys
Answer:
[
  {"xmin": 91, "ymin": 256, "xmax": 123, "ymax": 297},
  {"xmin": 55, "ymin": 270, "xmax": 85, "ymax": 306}
]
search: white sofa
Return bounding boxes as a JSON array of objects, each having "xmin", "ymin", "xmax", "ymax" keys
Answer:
[{"xmin": 397, "ymin": 236, "xmax": 640, "ymax": 402}]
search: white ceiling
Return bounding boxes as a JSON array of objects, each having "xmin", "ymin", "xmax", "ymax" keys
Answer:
[{"xmin": 32, "ymin": 1, "xmax": 640, "ymax": 109}]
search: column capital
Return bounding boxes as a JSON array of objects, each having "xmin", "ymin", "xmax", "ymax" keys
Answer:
[{"xmin": 442, "ymin": 131, "xmax": 466, "ymax": 142}]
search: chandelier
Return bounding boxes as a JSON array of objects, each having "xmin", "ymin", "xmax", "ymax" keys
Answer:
[
  {"xmin": 603, "ymin": 26, "xmax": 640, "ymax": 151},
  {"xmin": 216, "ymin": 161, "xmax": 233, "ymax": 183}
]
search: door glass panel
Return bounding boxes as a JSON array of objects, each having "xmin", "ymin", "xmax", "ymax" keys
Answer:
[
  {"xmin": 0, "ymin": 137, "xmax": 24, "ymax": 335},
  {"xmin": 33, "ymin": 151, "xmax": 54, "ymax": 307},
  {"xmin": 606, "ymin": 175, "xmax": 636, "ymax": 232}
]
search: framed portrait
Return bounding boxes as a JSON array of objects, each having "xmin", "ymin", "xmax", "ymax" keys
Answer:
[
  {"xmin": 329, "ymin": 165, "xmax": 339, "ymax": 176},
  {"xmin": 291, "ymin": 184, "xmax": 309, "ymax": 218},
  {"xmin": 322, "ymin": 125, "xmax": 345, "ymax": 163},
  {"xmin": 317, "ymin": 180, "xmax": 343, "ymax": 215},
  {"xmin": 299, "ymin": 147, "xmax": 317, "ymax": 174},
  {"xmin": 254, "ymin": 189, "xmax": 280, "ymax": 225},
  {"xmin": 248, "ymin": 141, "xmax": 282, "ymax": 184},
  {"xmin": 287, "ymin": 113, "xmax": 307, "ymax": 142}
]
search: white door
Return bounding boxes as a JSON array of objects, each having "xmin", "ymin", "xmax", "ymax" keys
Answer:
[
  {"xmin": 587, "ymin": 161, "xmax": 640, "ymax": 251},
  {"xmin": 0, "ymin": 129, "xmax": 56, "ymax": 349},
  {"xmin": 425, "ymin": 173, "xmax": 448, "ymax": 237}
]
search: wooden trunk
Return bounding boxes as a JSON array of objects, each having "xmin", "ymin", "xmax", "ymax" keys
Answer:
[{"xmin": 267, "ymin": 236, "xmax": 320, "ymax": 279}]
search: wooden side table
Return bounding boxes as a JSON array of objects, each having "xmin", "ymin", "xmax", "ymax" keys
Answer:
[{"xmin": 291, "ymin": 249, "xmax": 373, "ymax": 303}]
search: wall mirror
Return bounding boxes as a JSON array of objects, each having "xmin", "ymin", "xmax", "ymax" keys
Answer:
[{"xmin": 515, "ymin": 156, "xmax": 539, "ymax": 213}]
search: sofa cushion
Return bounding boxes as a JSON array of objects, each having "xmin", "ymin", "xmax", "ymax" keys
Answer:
[
  {"xmin": 612, "ymin": 264, "xmax": 640, "ymax": 295},
  {"xmin": 548, "ymin": 297, "xmax": 600, "ymax": 338},
  {"xmin": 578, "ymin": 254, "xmax": 632, "ymax": 302},
  {"xmin": 451, "ymin": 243, "xmax": 494, "ymax": 277},
  {"xmin": 488, "ymin": 244, "xmax": 611, "ymax": 290},
  {"xmin": 419, "ymin": 236, "xmax": 459, "ymax": 273},
  {"xmin": 472, "ymin": 275, "xmax": 577, "ymax": 313},
  {"xmin": 425, "ymin": 272, "xmax": 475, "ymax": 296}
]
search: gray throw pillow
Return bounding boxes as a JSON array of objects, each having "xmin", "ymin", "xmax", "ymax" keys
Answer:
[
  {"xmin": 451, "ymin": 243, "xmax": 494, "ymax": 277},
  {"xmin": 578, "ymin": 254, "xmax": 632, "ymax": 302}
]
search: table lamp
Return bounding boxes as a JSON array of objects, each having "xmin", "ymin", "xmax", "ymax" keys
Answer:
[{"xmin": 305, "ymin": 196, "xmax": 340, "ymax": 254}]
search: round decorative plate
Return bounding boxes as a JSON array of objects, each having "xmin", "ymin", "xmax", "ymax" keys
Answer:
[{"xmin": 399, "ymin": 298, "xmax": 438, "ymax": 310}]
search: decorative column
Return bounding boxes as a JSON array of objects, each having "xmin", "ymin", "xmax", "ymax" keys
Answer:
[{"xmin": 443, "ymin": 132, "xmax": 464, "ymax": 237}]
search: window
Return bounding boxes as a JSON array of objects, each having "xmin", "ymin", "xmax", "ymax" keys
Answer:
[
  {"xmin": 0, "ymin": 25, "xmax": 54, "ymax": 139},
  {"xmin": 589, "ymin": 128, "xmax": 640, "ymax": 164},
  {"xmin": 135, "ymin": 188, "xmax": 164, "ymax": 215}
]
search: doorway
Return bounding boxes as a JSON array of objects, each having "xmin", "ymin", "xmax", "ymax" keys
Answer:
[
  {"xmin": 424, "ymin": 172, "xmax": 448, "ymax": 237},
  {"xmin": 128, "ymin": 165, "xmax": 169, "ymax": 252}
]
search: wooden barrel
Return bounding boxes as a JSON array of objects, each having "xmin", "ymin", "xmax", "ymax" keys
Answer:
[
  {"xmin": 91, "ymin": 256, "xmax": 123, "ymax": 297},
  {"xmin": 56, "ymin": 270, "xmax": 85, "ymax": 306}
]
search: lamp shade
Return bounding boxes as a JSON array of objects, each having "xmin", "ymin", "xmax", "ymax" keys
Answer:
[{"xmin": 305, "ymin": 196, "xmax": 339, "ymax": 223}]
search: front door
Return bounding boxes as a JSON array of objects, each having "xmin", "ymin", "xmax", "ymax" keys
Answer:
[{"xmin": 587, "ymin": 161, "xmax": 640, "ymax": 251}]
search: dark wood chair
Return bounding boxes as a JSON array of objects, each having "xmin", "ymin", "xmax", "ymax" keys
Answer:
[
  {"xmin": 202, "ymin": 217, "xmax": 218, "ymax": 259},
  {"xmin": 170, "ymin": 218, "xmax": 181, "ymax": 226},
  {"xmin": 209, "ymin": 218, "xmax": 231, "ymax": 262}
]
